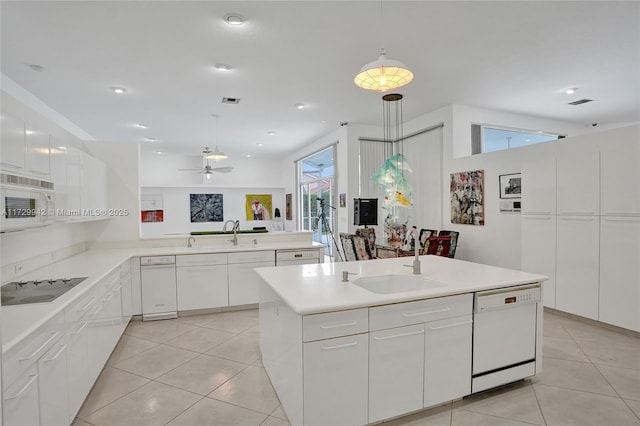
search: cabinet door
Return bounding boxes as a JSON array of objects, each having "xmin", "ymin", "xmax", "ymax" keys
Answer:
[
  {"xmin": 600, "ymin": 149, "xmax": 640, "ymax": 215},
  {"xmin": 556, "ymin": 216, "xmax": 599, "ymax": 319},
  {"xmin": 66, "ymin": 146, "xmax": 83, "ymax": 216},
  {"xmin": 49, "ymin": 139, "xmax": 68, "ymax": 220},
  {"xmin": 3, "ymin": 366, "xmax": 40, "ymax": 426},
  {"xmin": 141, "ymin": 265, "xmax": 177, "ymax": 314},
  {"xmin": 38, "ymin": 341, "xmax": 70, "ymax": 426},
  {"xmin": 66, "ymin": 318, "xmax": 90, "ymax": 418},
  {"xmin": 521, "ymin": 157, "xmax": 556, "ymax": 214},
  {"xmin": 81, "ymin": 153, "xmax": 108, "ymax": 214},
  {"xmin": 0, "ymin": 113, "xmax": 25, "ymax": 172},
  {"xmin": 521, "ymin": 215, "xmax": 556, "ymax": 307},
  {"xmin": 599, "ymin": 217, "xmax": 640, "ymax": 331},
  {"xmin": 303, "ymin": 334, "xmax": 368, "ymax": 426},
  {"xmin": 369, "ymin": 324, "xmax": 425, "ymax": 422},
  {"xmin": 557, "ymin": 152, "xmax": 599, "ymax": 215},
  {"xmin": 424, "ymin": 315, "xmax": 472, "ymax": 407},
  {"xmin": 24, "ymin": 124, "xmax": 50, "ymax": 177},
  {"xmin": 228, "ymin": 261, "xmax": 274, "ymax": 305},
  {"xmin": 177, "ymin": 265, "xmax": 229, "ymax": 310}
]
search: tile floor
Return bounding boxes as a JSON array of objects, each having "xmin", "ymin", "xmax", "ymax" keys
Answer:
[{"xmin": 73, "ymin": 308, "xmax": 640, "ymax": 426}]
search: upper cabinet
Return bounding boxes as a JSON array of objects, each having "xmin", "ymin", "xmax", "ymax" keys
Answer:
[
  {"xmin": 1, "ymin": 113, "xmax": 26, "ymax": 172},
  {"xmin": 24, "ymin": 123, "xmax": 50, "ymax": 178},
  {"xmin": 556, "ymin": 152, "xmax": 599, "ymax": 215},
  {"xmin": 521, "ymin": 157, "xmax": 556, "ymax": 214},
  {"xmin": 600, "ymin": 149, "xmax": 640, "ymax": 216},
  {"xmin": 50, "ymin": 137, "xmax": 68, "ymax": 218}
]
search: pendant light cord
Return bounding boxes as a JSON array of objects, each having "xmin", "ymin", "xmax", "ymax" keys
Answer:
[{"xmin": 380, "ymin": 0, "xmax": 385, "ymax": 51}]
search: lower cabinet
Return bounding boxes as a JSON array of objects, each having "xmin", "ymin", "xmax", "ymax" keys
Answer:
[
  {"xmin": 369, "ymin": 324, "xmax": 425, "ymax": 422},
  {"xmin": 521, "ymin": 215, "xmax": 556, "ymax": 308},
  {"xmin": 2, "ymin": 366, "xmax": 40, "ymax": 426},
  {"xmin": 177, "ymin": 264, "xmax": 229, "ymax": 310},
  {"xmin": 37, "ymin": 340, "xmax": 70, "ymax": 426},
  {"xmin": 228, "ymin": 251, "xmax": 275, "ymax": 306},
  {"xmin": 303, "ymin": 334, "xmax": 369, "ymax": 426}
]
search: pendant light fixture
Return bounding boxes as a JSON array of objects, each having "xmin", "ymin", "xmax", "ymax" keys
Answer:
[
  {"xmin": 206, "ymin": 115, "xmax": 229, "ymax": 161},
  {"xmin": 354, "ymin": 1, "xmax": 414, "ymax": 92}
]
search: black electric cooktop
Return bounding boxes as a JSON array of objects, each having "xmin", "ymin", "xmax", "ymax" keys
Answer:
[{"xmin": 1, "ymin": 277, "xmax": 88, "ymax": 306}]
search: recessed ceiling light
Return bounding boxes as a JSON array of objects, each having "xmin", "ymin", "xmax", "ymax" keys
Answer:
[
  {"xmin": 295, "ymin": 103, "xmax": 305, "ymax": 109},
  {"xmin": 28, "ymin": 64, "xmax": 45, "ymax": 72},
  {"xmin": 257, "ymin": 143, "xmax": 263, "ymax": 147},
  {"xmin": 155, "ymin": 151, "xmax": 163, "ymax": 155},
  {"xmin": 214, "ymin": 63, "xmax": 231, "ymax": 71},
  {"xmin": 57, "ymin": 146, "xmax": 67, "ymax": 150},
  {"xmin": 565, "ymin": 88, "xmax": 578, "ymax": 95},
  {"xmin": 321, "ymin": 120, "xmax": 327, "ymax": 124},
  {"xmin": 111, "ymin": 87, "xmax": 127, "ymax": 94},
  {"xmin": 224, "ymin": 13, "xmax": 246, "ymax": 26},
  {"xmin": 246, "ymin": 154, "xmax": 252, "ymax": 158},
  {"xmin": 525, "ymin": 139, "xmax": 531, "ymax": 142},
  {"xmin": 136, "ymin": 123, "xmax": 149, "ymax": 129},
  {"xmin": 25, "ymin": 130, "xmax": 34, "ymax": 135},
  {"xmin": 145, "ymin": 137, "xmax": 157, "ymax": 142},
  {"xmin": 267, "ymin": 131, "xmax": 276, "ymax": 136}
]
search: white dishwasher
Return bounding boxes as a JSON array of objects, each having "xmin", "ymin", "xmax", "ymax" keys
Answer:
[
  {"xmin": 140, "ymin": 256, "xmax": 177, "ymax": 321},
  {"xmin": 276, "ymin": 249, "xmax": 321, "ymax": 266},
  {"xmin": 472, "ymin": 283, "xmax": 542, "ymax": 393}
]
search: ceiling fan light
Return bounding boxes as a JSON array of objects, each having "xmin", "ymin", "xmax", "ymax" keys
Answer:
[
  {"xmin": 206, "ymin": 146, "xmax": 228, "ymax": 161},
  {"xmin": 354, "ymin": 50, "xmax": 414, "ymax": 92}
]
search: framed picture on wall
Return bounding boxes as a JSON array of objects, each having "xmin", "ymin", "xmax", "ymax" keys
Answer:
[
  {"xmin": 285, "ymin": 193, "xmax": 292, "ymax": 220},
  {"xmin": 499, "ymin": 173, "xmax": 522, "ymax": 199}
]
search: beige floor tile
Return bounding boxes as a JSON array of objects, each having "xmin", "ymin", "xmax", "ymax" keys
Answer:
[
  {"xmin": 625, "ymin": 399, "xmax": 640, "ymax": 417},
  {"xmin": 383, "ymin": 403, "xmax": 451, "ymax": 426},
  {"xmin": 451, "ymin": 410, "xmax": 538, "ymax": 426},
  {"xmin": 596, "ymin": 364, "xmax": 640, "ymax": 400},
  {"xmin": 208, "ymin": 365, "xmax": 280, "ymax": 415},
  {"xmin": 533, "ymin": 383, "xmax": 640, "ymax": 426},
  {"xmin": 453, "ymin": 381, "xmax": 544, "ymax": 425},
  {"xmin": 531, "ymin": 357, "xmax": 617, "ymax": 396},
  {"xmin": 166, "ymin": 397, "xmax": 267, "ymax": 426},
  {"xmin": 242, "ymin": 323, "xmax": 261, "ymax": 336},
  {"xmin": 113, "ymin": 344, "xmax": 199, "ymax": 379},
  {"xmin": 77, "ymin": 366, "xmax": 150, "ymax": 418},
  {"xmin": 542, "ymin": 336, "xmax": 590, "ymax": 362},
  {"xmin": 71, "ymin": 418, "xmax": 92, "ymax": 426},
  {"xmin": 85, "ymin": 381, "xmax": 201, "ymax": 426},
  {"xmin": 200, "ymin": 313, "xmax": 258, "ymax": 333},
  {"xmin": 577, "ymin": 339, "xmax": 640, "ymax": 370},
  {"xmin": 164, "ymin": 326, "xmax": 236, "ymax": 353},
  {"xmin": 270, "ymin": 405, "xmax": 288, "ymax": 420},
  {"xmin": 125, "ymin": 319, "xmax": 200, "ymax": 343},
  {"xmin": 177, "ymin": 312, "xmax": 224, "ymax": 327},
  {"xmin": 106, "ymin": 334, "xmax": 160, "ymax": 365},
  {"xmin": 156, "ymin": 354, "xmax": 247, "ymax": 395},
  {"xmin": 235, "ymin": 308, "xmax": 259, "ymax": 319},
  {"xmin": 260, "ymin": 416, "xmax": 291, "ymax": 426},
  {"xmin": 543, "ymin": 316, "xmax": 572, "ymax": 339},
  {"xmin": 206, "ymin": 333, "xmax": 261, "ymax": 364},
  {"xmin": 562, "ymin": 320, "xmax": 640, "ymax": 349}
]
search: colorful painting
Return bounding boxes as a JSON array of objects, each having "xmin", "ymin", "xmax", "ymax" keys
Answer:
[
  {"xmin": 339, "ymin": 193, "xmax": 346, "ymax": 208},
  {"xmin": 450, "ymin": 170, "xmax": 484, "ymax": 225},
  {"xmin": 141, "ymin": 210, "xmax": 164, "ymax": 223},
  {"xmin": 190, "ymin": 193, "xmax": 223, "ymax": 222},
  {"xmin": 285, "ymin": 193, "xmax": 292, "ymax": 220},
  {"xmin": 246, "ymin": 194, "xmax": 272, "ymax": 221},
  {"xmin": 141, "ymin": 194, "xmax": 164, "ymax": 223}
]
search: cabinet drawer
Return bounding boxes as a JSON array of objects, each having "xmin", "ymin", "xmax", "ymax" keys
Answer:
[
  {"xmin": 65, "ymin": 288, "xmax": 98, "ymax": 324},
  {"xmin": 228, "ymin": 250, "xmax": 274, "ymax": 264},
  {"xmin": 369, "ymin": 294, "xmax": 472, "ymax": 331},
  {"xmin": 276, "ymin": 249, "xmax": 320, "ymax": 262},
  {"xmin": 176, "ymin": 253, "xmax": 227, "ymax": 267},
  {"xmin": 303, "ymin": 308, "xmax": 368, "ymax": 342}
]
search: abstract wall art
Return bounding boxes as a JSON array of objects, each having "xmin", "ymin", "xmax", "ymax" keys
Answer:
[
  {"xmin": 450, "ymin": 170, "xmax": 484, "ymax": 225},
  {"xmin": 190, "ymin": 193, "xmax": 223, "ymax": 222},
  {"xmin": 246, "ymin": 194, "xmax": 272, "ymax": 221}
]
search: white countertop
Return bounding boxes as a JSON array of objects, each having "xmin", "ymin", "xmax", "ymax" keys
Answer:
[
  {"xmin": 2, "ymin": 241, "xmax": 322, "ymax": 353},
  {"xmin": 255, "ymin": 255, "xmax": 548, "ymax": 315}
]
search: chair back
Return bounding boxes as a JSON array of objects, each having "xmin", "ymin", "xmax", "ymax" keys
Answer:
[
  {"xmin": 340, "ymin": 233, "xmax": 357, "ymax": 261},
  {"xmin": 437, "ymin": 230, "xmax": 459, "ymax": 258}
]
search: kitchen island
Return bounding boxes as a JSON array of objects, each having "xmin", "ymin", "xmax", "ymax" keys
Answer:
[{"xmin": 257, "ymin": 255, "xmax": 547, "ymax": 426}]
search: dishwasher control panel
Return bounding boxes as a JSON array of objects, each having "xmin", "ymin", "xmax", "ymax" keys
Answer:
[
  {"xmin": 475, "ymin": 284, "xmax": 541, "ymax": 313},
  {"xmin": 140, "ymin": 255, "xmax": 176, "ymax": 266}
]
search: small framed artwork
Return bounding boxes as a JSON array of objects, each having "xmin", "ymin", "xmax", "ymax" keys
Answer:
[
  {"xmin": 499, "ymin": 173, "xmax": 522, "ymax": 199},
  {"xmin": 339, "ymin": 193, "xmax": 346, "ymax": 208},
  {"xmin": 285, "ymin": 193, "xmax": 292, "ymax": 220}
]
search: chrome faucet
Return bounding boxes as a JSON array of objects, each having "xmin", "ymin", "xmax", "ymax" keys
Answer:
[
  {"xmin": 187, "ymin": 236, "xmax": 195, "ymax": 248},
  {"xmin": 223, "ymin": 220, "xmax": 236, "ymax": 231},
  {"xmin": 228, "ymin": 220, "xmax": 240, "ymax": 246},
  {"xmin": 403, "ymin": 226, "xmax": 421, "ymax": 274}
]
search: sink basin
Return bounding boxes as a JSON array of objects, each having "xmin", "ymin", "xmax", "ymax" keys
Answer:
[
  {"xmin": 191, "ymin": 229, "xmax": 269, "ymax": 235},
  {"xmin": 353, "ymin": 275, "xmax": 446, "ymax": 294}
]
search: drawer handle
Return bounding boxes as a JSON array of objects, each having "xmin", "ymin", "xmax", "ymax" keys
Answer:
[
  {"xmin": 29, "ymin": 169, "xmax": 48, "ymax": 175},
  {"xmin": 19, "ymin": 331, "xmax": 59, "ymax": 361},
  {"xmin": 78, "ymin": 297, "xmax": 97, "ymax": 313},
  {"xmin": 43, "ymin": 344, "xmax": 67, "ymax": 362},
  {"xmin": 402, "ymin": 307, "xmax": 451, "ymax": 317},
  {"xmin": 559, "ymin": 217, "xmax": 595, "ymax": 221},
  {"xmin": 294, "ymin": 254, "xmax": 303, "ymax": 258},
  {"xmin": 523, "ymin": 216, "xmax": 552, "ymax": 221},
  {"xmin": 70, "ymin": 321, "xmax": 89, "ymax": 335},
  {"xmin": 321, "ymin": 341, "xmax": 358, "ymax": 351},
  {"xmin": 604, "ymin": 217, "xmax": 640, "ymax": 222},
  {"xmin": 0, "ymin": 162, "xmax": 23, "ymax": 169},
  {"xmin": 4, "ymin": 374, "xmax": 38, "ymax": 400},
  {"xmin": 373, "ymin": 329, "xmax": 424, "ymax": 341},
  {"xmin": 319, "ymin": 321, "xmax": 358, "ymax": 329},
  {"xmin": 428, "ymin": 319, "xmax": 473, "ymax": 331}
]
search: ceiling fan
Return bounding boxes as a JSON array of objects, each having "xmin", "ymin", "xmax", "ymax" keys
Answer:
[{"xmin": 178, "ymin": 148, "xmax": 233, "ymax": 179}]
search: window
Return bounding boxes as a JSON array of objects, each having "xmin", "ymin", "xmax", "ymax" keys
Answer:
[{"xmin": 471, "ymin": 124, "xmax": 564, "ymax": 154}]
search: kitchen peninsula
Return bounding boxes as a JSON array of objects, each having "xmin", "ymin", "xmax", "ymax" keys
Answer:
[{"xmin": 257, "ymin": 255, "xmax": 547, "ymax": 426}]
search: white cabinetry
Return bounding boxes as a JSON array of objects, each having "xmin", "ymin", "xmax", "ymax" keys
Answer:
[
  {"xmin": 276, "ymin": 249, "xmax": 321, "ymax": 265},
  {"xmin": 24, "ymin": 124, "xmax": 50, "ymax": 178},
  {"xmin": 0, "ymin": 113, "xmax": 25, "ymax": 172},
  {"xmin": 599, "ymin": 217, "xmax": 640, "ymax": 331},
  {"xmin": 369, "ymin": 324, "xmax": 424, "ymax": 422},
  {"xmin": 228, "ymin": 251, "xmax": 275, "ymax": 305},
  {"xmin": 556, "ymin": 216, "xmax": 600, "ymax": 319},
  {"xmin": 600, "ymin": 149, "xmax": 640, "ymax": 215},
  {"xmin": 521, "ymin": 158, "xmax": 556, "ymax": 214},
  {"xmin": 2, "ymin": 365, "xmax": 40, "ymax": 426},
  {"xmin": 49, "ymin": 139, "xmax": 68, "ymax": 219},
  {"xmin": 81, "ymin": 152, "xmax": 108, "ymax": 214},
  {"xmin": 37, "ymin": 340, "xmax": 69, "ymax": 426},
  {"xmin": 557, "ymin": 152, "xmax": 599, "ymax": 215},
  {"xmin": 521, "ymin": 215, "xmax": 556, "ymax": 307},
  {"xmin": 176, "ymin": 253, "xmax": 229, "ymax": 310}
]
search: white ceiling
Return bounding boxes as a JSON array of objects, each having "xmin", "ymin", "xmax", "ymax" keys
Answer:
[{"xmin": 1, "ymin": 1, "xmax": 638, "ymax": 159}]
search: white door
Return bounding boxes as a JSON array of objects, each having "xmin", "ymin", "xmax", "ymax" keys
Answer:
[
  {"xmin": 177, "ymin": 265, "xmax": 229, "ymax": 310},
  {"xmin": 141, "ymin": 265, "xmax": 177, "ymax": 314},
  {"xmin": 66, "ymin": 318, "xmax": 90, "ymax": 418},
  {"xmin": 369, "ymin": 324, "xmax": 425, "ymax": 422},
  {"xmin": 424, "ymin": 315, "xmax": 472, "ymax": 407},
  {"xmin": 521, "ymin": 157, "xmax": 556, "ymax": 214},
  {"xmin": 521, "ymin": 215, "xmax": 557, "ymax": 307},
  {"xmin": 0, "ymin": 113, "xmax": 25, "ymax": 172},
  {"xmin": 303, "ymin": 334, "xmax": 368, "ymax": 426},
  {"xmin": 557, "ymin": 152, "xmax": 600, "ymax": 215},
  {"xmin": 3, "ymin": 367, "xmax": 40, "ymax": 426},
  {"xmin": 38, "ymin": 342, "xmax": 70, "ymax": 426},
  {"xmin": 600, "ymin": 149, "xmax": 640, "ymax": 215},
  {"xmin": 24, "ymin": 123, "xmax": 50, "ymax": 178},
  {"xmin": 228, "ymin": 261, "xmax": 272, "ymax": 305}
]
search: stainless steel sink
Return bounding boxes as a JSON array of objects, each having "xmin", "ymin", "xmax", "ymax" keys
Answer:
[{"xmin": 353, "ymin": 275, "xmax": 446, "ymax": 294}]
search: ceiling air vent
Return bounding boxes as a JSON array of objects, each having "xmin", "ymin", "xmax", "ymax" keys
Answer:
[
  {"xmin": 222, "ymin": 97, "xmax": 240, "ymax": 104},
  {"xmin": 568, "ymin": 99, "xmax": 593, "ymax": 106}
]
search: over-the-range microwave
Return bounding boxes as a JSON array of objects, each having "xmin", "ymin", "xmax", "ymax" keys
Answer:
[{"xmin": 1, "ymin": 173, "xmax": 55, "ymax": 232}]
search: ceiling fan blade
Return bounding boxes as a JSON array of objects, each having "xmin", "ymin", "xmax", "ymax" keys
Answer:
[
  {"xmin": 178, "ymin": 168, "xmax": 203, "ymax": 171},
  {"xmin": 212, "ymin": 167, "xmax": 234, "ymax": 173}
]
